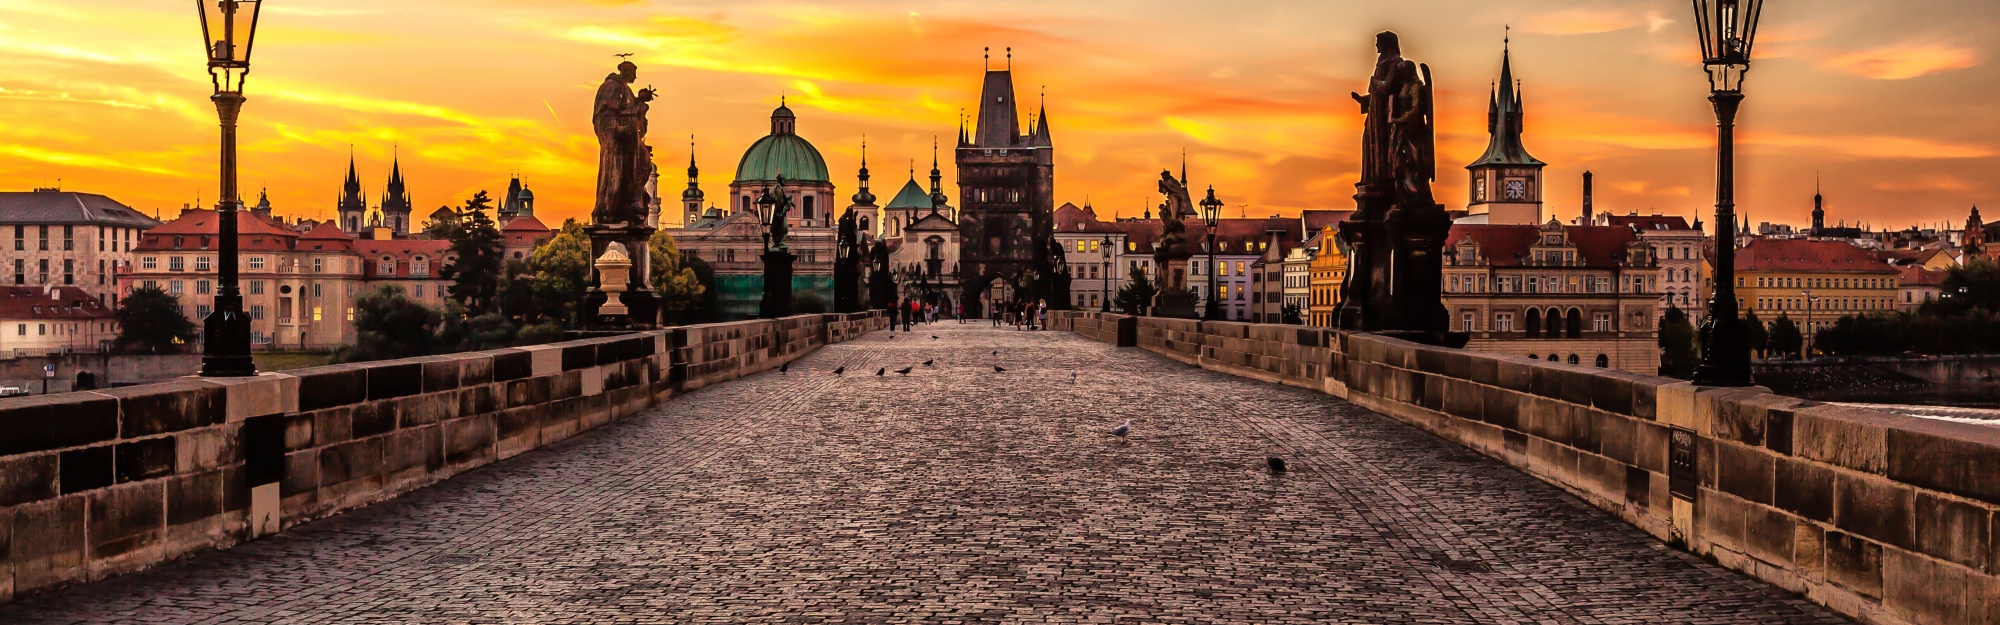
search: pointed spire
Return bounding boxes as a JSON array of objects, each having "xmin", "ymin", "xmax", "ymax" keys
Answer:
[
  {"xmin": 1180, "ymin": 148, "xmax": 1188, "ymax": 185},
  {"xmin": 851, "ymin": 136, "xmax": 876, "ymax": 206},
  {"xmin": 687, "ymin": 135, "xmax": 699, "ymax": 178},
  {"xmin": 1470, "ymin": 33, "xmax": 1543, "ymax": 168}
]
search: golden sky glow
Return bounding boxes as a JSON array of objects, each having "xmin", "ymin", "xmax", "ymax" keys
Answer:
[{"xmin": 1, "ymin": 0, "xmax": 1996, "ymax": 231}]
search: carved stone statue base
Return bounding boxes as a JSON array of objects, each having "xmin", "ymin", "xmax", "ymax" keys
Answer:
[
  {"xmin": 583, "ymin": 224, "xmax": 660, "ymax": 331},
  {"xmin": 759, "ymin": 250, "xmax": 796, "ymax": 319},
  {"xmin": 1150, "ymin": 255, "xmax": 1199, "ymax": 319}
]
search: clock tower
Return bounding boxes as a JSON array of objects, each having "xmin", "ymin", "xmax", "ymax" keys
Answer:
[{"xmin": 1465, "ymin": 37, "xmax": 1545, "ymax": 226}]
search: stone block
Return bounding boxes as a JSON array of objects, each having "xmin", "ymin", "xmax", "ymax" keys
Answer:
[
  {"xmin": 1588, "ymin": 372, "xmax": 1634, "ymax": 415},
  {"xmin": 384, "ymin": 426, "xmax": 441, "ymax": 476},
  {"xmin": 291, "ymin": 365, "xmax": 367, "ymax": 412},
  {"xmin": 1629, "ymin": 376, "xmax": 1663, "ymax": 421},
  {"xmin": 1742, "ymin": 502, "xmax": 1798, "ymax": 565},
  {"xmin": 458, "ymin": 384, "xmax": 499, "ymax": 416},
  {"xmin": 506, "ymin": 377, "xmax": 552, "ymax": 409},
  {"xmin": 1714, "ymin": 440, "xmax": 1776, "ymax": 506},
  {"xmin": 1774, "ymin": 458, "xmax": 1835, "ymax": 523},
  {"xmin": 1825, "ymin": 530, "xmax": 1883, "ymax": 598},
  {"xmin": 561, "ymin": 343, "xmax": 596, "ymax": 371},
  {"xmin": 444, "ymin": 415, "xmax": 495, "ymax": 466},
  {"xmin": 1912, "ymin": 491, "xmax": 1991, "ymax": 571},
  {"xmin": 1633, "ymin": 421, "xmax": 1668, "ymax": 474},
  {"xmin": 175, "ymin": 426, "xmax": 239, "ymax": 474},
  {"xmin": 366, "ymin": 362, "xmax": 423, "ymax": 401},
  {"xmin": 395, "ymin": 393, "xmax": 454, "ymax": 428},
  {"xmin": 490, "ymin": 350, "xmax": 533, "ymax": 381},
  {"xmin": 219, "ymin": 465, "xmax": 248, "ymax": 513},
  {"xmin": 1482, "ymin": 388, "xmax": 1522, "ymax": 431},
  {"xmin": 520, "ymin": 344, "xmax": 563, "ymax": 377},
  {"xmin": 1599, "ymin": 413, "xmax": 1637, "ymax": 466},
  {"xmin": 113, "ymin": 437, "xmax": 176, "ymax": 484},
  {"xmin": 57, "ymin": 445, "xmax": 114, "ymax": 495},
  {"xmin": 106, "ymin": 380, "xmax": 223, "ymax": 438},
  {"xmin": 1884, "ymin": 419, "xmax": 2000, "ymax": 507},
  {"xmin": 551, "ymin": 370, "xmax": 584, "ymax": 401},
  {"xmin": 279, "ymin": 451, "xmax": 316, "ymax": 498},
  {"xmin": 166, "ymin": 471, "xmax": 223, "ymax": 527},
  {"xmin": 1577, "ymin": 451, "xmax": 1626, "ymax": 503},
  {"xmin": 1712, "ymin": 392, "xmax": 1771, "ymax": 447},
  {"xmin": 317, "ymin": 438, "xmax": 385, "ymax": 488},
  {"xmin": 1625, "ymin": 465, "xmax": 1652, "ymax": 510},
  {"xmin": 456, "ymin": 353, "xmax": 494, "ymax": 387},
  {"xmin": 0, "ymin": 392, "xmax": 118, "ymax": 456},
  {"xmin": 1441, "ymin": 378, "xmax": 1482, "ymax": 421},
  {"xmin": 0, "ymin": 452, "xmax": 57, "ymax": 509},
  {"xmin": 349, "ymin": 402, "xmax": 397, "ymax": 439},
  {"xmin": 10, "ymin": 496, "xmax": 84, "ymax": 591},
  {"xmin": 419, "ymin": 357, "xmax": 462, "ymax": 394},
  {"xmin": 193, "ymin": 372, "xmax": 298, "ymax": 424},
  {"xmin": 1835, "ymin": 473, "xmax": 1916, "ymax": 551},
  {"xmin": 1571, "ymin": 408, "xmax": 1607, "ymax": 456},
  {"xmin": 1794, "ymin": 404, "xmax": 1890, "ymax": 475},
  {"xmin": 1655, "ymin": 382, "xmax": 1700, "ymax": 434},
  {"xmin": 87, "ymin": 482, "xmax": 163, "ymax": 560},
  {"xmin": 311, "ymin": 407, "xmax": 353, "ymax": 447},
  {"xmin": 1794, "ymin": 522, "xmax": 1825, "ymax": 578},
  {"xmin": 1698, "ymin": 488, "xmax": 1748, "ymax": 548},
  {"xmin": 1493, "ymin": 359, "xmax": 1536, "ymax": 395},
  {"xmin": 1883, "ymin": 546, "xmax": 1999, "ymax": 625}
]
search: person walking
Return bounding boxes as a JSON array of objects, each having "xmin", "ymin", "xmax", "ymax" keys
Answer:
[
  {"xmin": 1036, "ymin": 299, "xmax": 1048, "ymax": 331},
  {"xmin": 887, "ymin": 304, "xmax": 900, "ymax": 333}
]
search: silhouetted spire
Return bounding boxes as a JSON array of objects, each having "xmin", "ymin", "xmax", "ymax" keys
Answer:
[
  {"xmin": 851, "ymin": 138, "xmax": 876, "ymax": 206},
  {"xmin": 1470, "ymin": 35, "xmax": 1543, "ymax": 168}
]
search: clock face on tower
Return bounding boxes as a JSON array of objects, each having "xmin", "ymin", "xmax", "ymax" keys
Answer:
[{"xmin": 1503, "ymin": 179, "xmax": 1527, "ymax": 201}]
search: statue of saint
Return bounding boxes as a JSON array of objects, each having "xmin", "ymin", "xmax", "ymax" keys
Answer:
[
  {"xmin": 1155, "ymin": 170, "xmax": 1194, "ymax": 256},
  {"xmin": 757, "ymin": 176, "xmax": 793, "ymax": 251},
  {"xmin": 592, "ymin": 61, "xmax": 657, "ymax": 226}
]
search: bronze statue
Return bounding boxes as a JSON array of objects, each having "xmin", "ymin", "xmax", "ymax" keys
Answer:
[
  {"xmin": 757, "ymin": 176, "xmax": 793, "ymax": 251},
  {"xmin": 591, "ymin": 61, "xmax": 657, "ymax": 226}
]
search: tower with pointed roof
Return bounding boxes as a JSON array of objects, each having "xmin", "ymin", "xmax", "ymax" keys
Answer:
[
  {"xmin": 381, "ymin": 153, "xmax": 412, "ymax": 237},
  {"xmin": 1811, "ymin": 177, "xmax": 1826, "ymax": 235},
  {"xmin": 337, "ymin": 154, "xmax": 367, "ymax": 236},
  {"xmin": 1965, "ymin": 205, "xmax": 1984, "ymax": 255},
  {"xmin": 501, "ymin": 175, "xmax": 524, "ymax": 221},
  {"xmin": 956, "ymin": 47, "xmax": 1058, "ymax": 316},
  {"xmin": 845, "ymin": 140, "xmax": 878, "ymax": 240},
  {"xmin": 683, "ymin": 142, "xmax": 706, "ymax": 228},
  {"xmin": 1465, "ymin": 36, "xmax": 1546, "ymax": 226}
]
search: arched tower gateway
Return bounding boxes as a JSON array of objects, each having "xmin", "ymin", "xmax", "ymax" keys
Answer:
[
  {"xmin": 730, "ymin": 100, "xmax": 835, "ymax": 229},
  {"xmin": 337, "ymin": 155, "xmax": 367, "ymax": 236},
  {"xmin": 1465, "ymin": 39, "xmax": 1545, "ymax": 226},
  {"xmin": 956, "ymin": 49, "xmax": 1056, "ymax": 317}
]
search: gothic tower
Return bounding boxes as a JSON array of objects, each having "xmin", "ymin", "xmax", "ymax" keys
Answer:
[
  {"xmin": 956, "ymin": 48, "xmax": 1056, "ymax": 316},
  {"xmin": 682, "ymin": 143, "xmax": 706, "ymax": 227},
  {"xmin": 1966, "ymin": 205, "xmax": 1984, "ymax": 255},
  {"xmin": 846, "ymin": 140, "xmax": 878, "ymax": 239},
  {"xmin": 1465, "ymin": 37, "xmax": 1545, "ymax": 226},
  {"xmin": 501, "ymin": 175, "xmax": 524, "ymax": 221},
  {"xmin": 337, "ymin": 154, "xmax": 367, "ymax": 235},
  {"xmin": 381, "ymin": 153, "xmax": 412, "ymax": 237},
  {"xmin": 1811, "ymin": 178, "xmax": 1826, "ymax": 235}
]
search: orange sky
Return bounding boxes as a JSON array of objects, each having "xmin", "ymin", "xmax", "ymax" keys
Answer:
[{"xmin": 1, "ymin": 1, "xmax": 1995, "ymax": 232}]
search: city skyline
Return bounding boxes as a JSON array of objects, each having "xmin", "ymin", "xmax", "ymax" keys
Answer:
[{"xmin": 0, "ymin": 1, "xmax": 1994, "ymax": 230}]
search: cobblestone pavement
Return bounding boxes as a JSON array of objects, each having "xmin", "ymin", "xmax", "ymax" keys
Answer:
[{"xmin": 2, "ymin": 325, "xmax": 1850, "ymax": 624}]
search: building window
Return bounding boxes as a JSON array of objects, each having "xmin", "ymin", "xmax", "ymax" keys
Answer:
[
  {"xmin": 249, "ymin": 280, "xmax": 264, "ymax": 295},
  {"xmin": 312, "ymin": 283, "xmax": 323, "ymax": 298},
  {"xmin": 250, "ymin": 305, "xmax": 265, "ymax": 320},
  {"xmin": 11, "ymin": 226, "xmax": 19, "ymax": 251},
  {"xmin": 1593, "ymin": 313, "xmax": 1612, "ymax": 332},
  {"xmin": 37, "ymin": 225, "xmax": 47, "ymax": 251},
  {"xmin": 10, "ymin": 259, "xmax": 19, "ymax": 285},
  {"xmin": 1495, "ymin": 313, "xmax": 1514, "ymax": 332},
  {"xmin": 248, "ymin": 256, "xmax": 266, "ymax": 270},
  {"xmin": 1525, "ymin": 308, "xmax": 1542, "ymax": 337},
  {"xmin": 346, "ymin": 307, "xmax": 355, "ymax": 321},
  {"xmin": 170, "ymin": 280, "xmax": 183, "ymax": 295},
  {"xmin": 141, "ymin": 256, "xmax": 157, "ymax": 270},
  {"xmin": 379, "ymin": 258, "xmax": 395, "ymax": 274},
  {"xmin": 414, "ymin": 285, "xmax": 425, "ymax": 298},
  {"xmin": 313, "ymin": 306, "xmax": 323, "ymax": 321},
  {"xmin": 169, "ymin": 256, "xmax": 186, "ymax": 272},
  {"xmin": 1461, "ymin": 311, "xmax": 1476, "ymax": 332},
  {"xmin": 197, "ymin": 304, "xmax": 211, "ymax": 318},
  {"xmin": 197, "ymin": 280, "xmax": 212, "ymax": 295}
]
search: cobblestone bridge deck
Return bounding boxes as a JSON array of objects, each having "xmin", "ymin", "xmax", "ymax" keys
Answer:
[{"xmin": 0, "ymin": 325, "xmax": 1848, "ymax": 624}]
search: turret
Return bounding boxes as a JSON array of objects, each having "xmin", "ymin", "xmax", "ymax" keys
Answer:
[
  {"xmin": 682, "ymin": 139, "xmax": 705, "ymax": 227},
  {"xmin": 337, "ymin": 153, "xmax": 367, "ymax": 235}
]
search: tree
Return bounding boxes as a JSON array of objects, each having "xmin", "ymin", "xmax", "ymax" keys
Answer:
[
  {"xmin": 1769, "ymin": 314, "xmax": 1804, "ymax": 360},
  {"xmin": 1744, "ymin": 310, "xmax": 1769, "ymax": 359},
  {"xmin": 1113, "ymin": 267, "xmax": 1157, "ymax": 316},
  {"xmin": 497, "ymin": 259, "xmax": 538, "ymax": 323},
  {"xmin": 529, "ymin": 223, "xmax": 592, "ymax": 325},
  {"xmin": 334, "ymin": 286, "xmax": 442, "ymax": 363},
  {"xmin": 684, "ymin": 254, "xmax": 719, "ymax": 323},
  {"xmin": 114, "ymin": 285, "xmax": 196, "ymax": 353},
  {"xmin": 443, "ymin": 192, "xmax": 504, "ymax": 317},
  {"xmin": 1281, "ymin": 303, "xmax": 1304, "ymax": 325},
  {"xmin": 648, "ymin": 229, "xmax": 705, "ymax": 325},
  {"xmin": 1926, "ymin": 256, "xmax": 2000, "ymax": 317},
  {"xmin": 1658, "ymin": 305, "xmax": 1699, "ymax": 376}
]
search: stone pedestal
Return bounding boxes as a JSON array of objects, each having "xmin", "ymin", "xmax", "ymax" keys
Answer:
[
  {"xmin": 1151, "ymin": 254, "xmax": 1198, "ymax": 319},
  {"xmin": 583, "ymin": 224, "xmax": 660, "ymax": 330},
  {"xmin": 759, "ymin": 249, "xmax": 796, "ymax": 319}
]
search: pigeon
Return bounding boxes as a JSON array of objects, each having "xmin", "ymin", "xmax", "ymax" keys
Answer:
[
  {"xmin": 923, "ymin": 359, "xmax": 935, "ymax": 366},
  {"xmin": 932, "ymin": 335, "xmax": 939, "ymax": 339},
  {"xmin": 1070, "ymin": 370, "xmax": 1077, "ymax": 383},
  {"xmin": 876, "ymin": 367, "xmax": 886, "ymax": 376},
  {"xmin": 895, "ymin": 366, "xmax": 913, "ymax": 375},
  {"xmin": 833, "ymin": 366, "xmax": 846, "ymax": 375},
  {"xmin": 779, "ymin": 362, "xmax": 789, "ymax": 374},
  {"xmin": 1110, "ymin": 419, "xmax": 1132, "ymax": 441},
  {"xmin": 993, "ymin": 365, "xmax": 1006, "ymax": 373},
  {"xmin": 991, "ymin": 350, "xmax": 998, "ymax": 356},
  {"xmin": 1267, "ymin": 457, "xmax": 1288, "ymax": 473}
]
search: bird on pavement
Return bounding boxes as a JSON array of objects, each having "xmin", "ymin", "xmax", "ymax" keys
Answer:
[
  {"xmin": 993, "ymin": 365, "xmax": 1006, "ymax": 373},
  {"xmin": 991, "ymin": 350, "xmax": 998, "ymax": 356},
  {"xmin": 932, "ymin": 335, "xmax": 939, "ymax": 339},
  {"xmin": 779, "ymin": 362, "xmax": 789, "ymax": 374},
  {"xmin": 833, "ymin": 366, "xmax": 846, "ymax": 375},
  {"xmin": 923, "ymin": 359, "xmax": 935, "ymax": 366},
  {"xmin": 1070, "ymin": 370, "xmax": 1077, "ymax": 383},
  {"xmin": 1267, "ymin": 457, "xmax": 1288, "ymax": 473},
  {"xmin": 876, "ymin": 367, "xmax": 886, "ymax": 376},
  {"xmin": 895, "ymin": 366, "xmax": 913, "ymax": 375},
  {"xmin": 1110, "ymin": 419, "xmax": 1132, "ymax": 443}
]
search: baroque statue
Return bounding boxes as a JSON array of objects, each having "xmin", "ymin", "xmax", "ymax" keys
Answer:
[
  {"xmin": 592, "ymin": 60, "xmax": 657, "ymax": 226},
  {"xmin": 1155, "ymin": 170, "xmax": 1193, "ymax": 255},
  {"xmin": 1351, "ymin": 31, "xmax": 1436, "ymax": 206},
  {"xmin": 757, "ymin": 176, "xmax": 793, "ymax": 251}
]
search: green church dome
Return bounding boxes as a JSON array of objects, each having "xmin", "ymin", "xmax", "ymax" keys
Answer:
[
  {"xmin": 734, "ymin": 103, "xmax": 828, "ymax": 183},
  {"xmin": 885, "ymin": 178, "xmax": 931, "ymax": 209}
]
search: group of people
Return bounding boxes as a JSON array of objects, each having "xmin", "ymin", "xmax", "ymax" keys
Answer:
[
  {"xmin": 887, "ymin": 299, "xmax": 948, "ymax": 332},
  {"xmin": 989, "ymin": 299, "xmax": 1050, "ymax": 331}
]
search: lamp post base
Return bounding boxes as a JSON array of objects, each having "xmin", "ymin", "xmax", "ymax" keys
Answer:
[{"xmin": 200, "ymin": 297, "xmax": 256, "ymax": 377}]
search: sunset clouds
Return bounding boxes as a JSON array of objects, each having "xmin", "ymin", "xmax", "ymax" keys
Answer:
[{"xmin": 0, "ymin": 0, "xmax": 1994, "ymax": 232}]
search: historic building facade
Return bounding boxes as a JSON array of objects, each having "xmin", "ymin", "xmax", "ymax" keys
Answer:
[
  {"xmin": 1442, "ymin": 220, "xmax": 1661, "ymax": 372},
  {"xmin": 1600, "ymin": 213, "xmax": 1707, "ymax": 319},
  {"xmin": 1054, "ymin": 203, "xmax": 1126, "ymax": 311},
  {"xmin": 957, "ymin": 61, "xmax": 1057, "ymax": 316},
  {"xmin": 0, "ymin": 285, "xmax": 118, "ymax": 358},
  {"xmin": 1735, "ymin": 238, "xmax": 1901, "ymax": 351},
  {"xmin": 1307, "ymin": 225, "xmax": 1348, "ymax": 328},
  {"xmin": 0, "ymin": 189, "xmax": 160, "ymax": 308}
]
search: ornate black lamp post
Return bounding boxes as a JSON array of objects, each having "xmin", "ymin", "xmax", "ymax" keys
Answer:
[
  {"xmin": 1100, "ymin": 234, "xmax": 1113, "ymax": 312},
  {"xmin": 1690, "ymin": 0, "xmax": 1763, "ymax": 387},
  {"xmin": 1199, "ymin": 186, "xmax": 1223, "ymax": 321},
  {"xmin": 195, "ymin": 0, "xmax": 262, "ymax": 377}
]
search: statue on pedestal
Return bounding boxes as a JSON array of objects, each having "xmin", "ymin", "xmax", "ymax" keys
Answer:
[
  {"xmin": 756, "ymin": 177, "xmax": 797, "ymax": 319},
  {"xmin": 1150, "ymin": 170, "xmax": 1200, "ymax": 318},
  {"xmin": 582, "ymin": 59, "xmax": 663, "ymax": 329}
]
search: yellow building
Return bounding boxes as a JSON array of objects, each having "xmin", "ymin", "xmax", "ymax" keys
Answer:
[
  {"xmin": 1734, "ymin": 238, "xmax": 1899, "ymax": 352},
  {"xmin": 1306, "ymin": 225, "xmax": 1347, "ymax": 327}
]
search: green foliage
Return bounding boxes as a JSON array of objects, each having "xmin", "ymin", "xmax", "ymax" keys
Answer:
[
  {"xmin": 444, "ymin": 191, "xmax": 504, "ymax": 317},
  {"xmin": 648, "ymin": 229, "xmax": 705, "ymax": 323},
  {"xmin": 113, "ymin": 285, "xmax": 196, "ymax": 353},
  {"xmin": 1114, "ymin": 267, "xmax": 1157, "ymax": 316},
  {"xmin": 684, "ymin": 254, "xmax": 720, "ymax": 323},
  {"xmin": 1744, "ymin": 310, "xmax": 1770, "ymax": 358},
  {"xmin": 1817, "ymin": 310, "xmax": 2000, "ymax": 357},
  {"xmin": 497, "ymin": 259, "xmax": 538, "ymax": 323},
  {"xmin": 1658, "ymin": 305, "xmax": 1699, "ymax": 376},
  {"xmin": 513, "ymin": 322, "xmax": 567, "ymax": 346},
  {"xmin": 333, "ymin": 286, "xmax": 442, "ymax": 363},
  {"xmin": 1769, "ymin": 315, "xmax": 1804, "ymax": 360},
  {"xmin": 1281, "ymin": 303, "xmax": 1304, "ymax": 325},
  {"xmin": 438, "ymin": 306, "xmax": 519, "ymax": 352},
  {"xmin": 794, "ymin": 293, "xmax": 829, "ymax": 314},
  {"xmin": 529, "ymin": 226, "xmax": 592, "ymax": 324},
  {"xmin": 1924, "ymin": 256, "xmax": 2000, "ymax": 317}
]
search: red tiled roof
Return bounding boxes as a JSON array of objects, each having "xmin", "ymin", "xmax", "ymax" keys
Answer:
[
  {"xmin": 355, "ymin": 239, "xmax": 452, "ymax": 280},
  {"xmin": 135, "ymin": 209, "xmax": 299, "ymax": 252},
  {"xmin": 1738, "ymin": 238, "xmax": 1897, "ymax": 274},
  {"xmin": 0, "ymin": 286, "xmax": 114, "ymax": 320},
  {"xmin": 501, "ymin": 215, "xmax": 550, "ymax": 232},
  {"xmin": 1899, "ymin": 266, "xmax": 1945, "ymax": 287},
  {"xmin": 1603, "ymin": 214, "xmax": 1694, "ymax": 231},
  {"xmin": 1053, "ymin": 203, "xmax": 1123, "ymax": 234},
  {"xmin": 1105, "ymin": 220, "xmax": 1159, "ymax": 254},
  {"xmin": 1446, "ymin": 224, "xmax": 1639, "ymax": 268},
  {"xmin": 1190, "ymin": 217, "xmax": 1302, "ymax": 257}
]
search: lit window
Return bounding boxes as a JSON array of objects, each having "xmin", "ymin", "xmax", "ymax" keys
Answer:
[
  {"xmin": 346, "ymin": 307, "xmax": 355, "ymax": 321},
  {"xmin": 313, "ymin": 306, "xmax": 322, "ymax": 321}
]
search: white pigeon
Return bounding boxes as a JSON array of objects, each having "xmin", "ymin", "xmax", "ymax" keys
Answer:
[{"xmin": 1110, "ymin": 419, "xmax": 1132, "ymax": 442}]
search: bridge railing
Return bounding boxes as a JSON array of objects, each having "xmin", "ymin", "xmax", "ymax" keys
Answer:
[
  {"xmin": 1054, "ymin": 310, "xmax": 1999, "ymax": 625},
  {"xmin": 0, "ymin": 311, "xmax": 885, "ymax": 604}
]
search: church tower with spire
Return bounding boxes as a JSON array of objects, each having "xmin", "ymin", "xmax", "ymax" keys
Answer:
[
  {"xmin": 381, "ymin": 152, "xmax": 412, "ymax": 237},
  {"xmin": 337, "ymin": 154, "xmax": 368, "ymax": 235},
  {"xmin": 1464, "ymin": 35, "xmax": 1546, "ymax": 226},
  {"xmin": 956, "ymin": 46, "xmax": 1057, "ymax": 316},
  {"xmin": 845, "ymin": 139, "xmax": 878, "ymax": 240},
  {"xmin": 683, "ymin": 141, "xmax": 707, "ymax": 227},
  {"xmin": 1811, "ymin": 177, "xmax": 1826, "ymax": 235}
]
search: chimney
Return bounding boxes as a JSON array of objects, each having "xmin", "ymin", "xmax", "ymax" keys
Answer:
[{"xmin": 1582, "ymin": 171, "xmax": 1594, "ymax": 225}]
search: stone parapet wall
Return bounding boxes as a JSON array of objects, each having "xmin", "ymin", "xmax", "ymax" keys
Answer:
[
  {"xmin": 0, "ymin": 311, "xmax": 881, "ymax": 604},
  {"xmin": 1052, "ymin": 311, "xmax": 1135, "ymax": 346},
  {"xmin": 1066, "ymin": 315, "xmax": 1998, "ymax": 625}
]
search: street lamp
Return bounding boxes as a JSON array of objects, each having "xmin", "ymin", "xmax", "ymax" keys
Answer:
[
  {"xmin": 196, "ymin": 0, "xmax": 262, "ymax": 377},
  {"xmin": 754, "ymin": 187, "xmax": 776, "ymax": 250},
  {"xmin": 1199, "ymin": 186, "xmax": 1223, "ymax": 321},
  {"xmin": 1100, "ymin": 234, "xmax": 1113, "ymax": 312},
  {"xmin": 1690, "ymin": 0, "xmax": 1764, "ymax": 387},
  {"xmin": 1801, "ymin": 289, "xmax": 1818, "ymax": 359}
]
